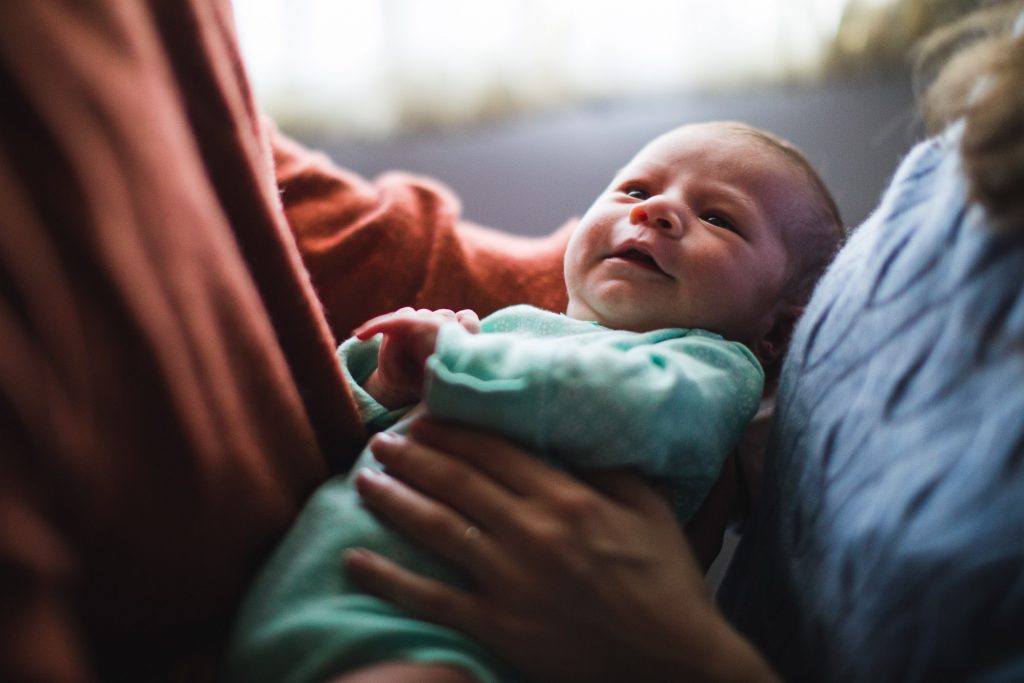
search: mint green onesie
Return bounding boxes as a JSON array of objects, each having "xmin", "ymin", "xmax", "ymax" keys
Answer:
[{"xmin": 226, "ymin": 305, "xmax": 764, "ymax": 683}]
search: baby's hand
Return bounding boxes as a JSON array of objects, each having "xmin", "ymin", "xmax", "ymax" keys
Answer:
[{"xmin": 354, "ymin": 308, "xmax": 481, "ymax": 408}]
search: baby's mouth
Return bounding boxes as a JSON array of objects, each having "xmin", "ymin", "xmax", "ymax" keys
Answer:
[{"xmin": 608, "ymin": 247, "xmax": 670, "ymax": 277}]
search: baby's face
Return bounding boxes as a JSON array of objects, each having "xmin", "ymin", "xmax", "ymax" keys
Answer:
[{"xmin": 564, "ymin": 123, "xmax": 806, "ymax": 347}]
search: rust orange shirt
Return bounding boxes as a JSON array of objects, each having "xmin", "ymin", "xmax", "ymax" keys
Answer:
[{"xmin": 0, "ymin": 1, "xmax": 568, "ymax": 680}]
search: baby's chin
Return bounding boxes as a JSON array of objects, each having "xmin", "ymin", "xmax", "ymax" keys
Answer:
[{"xmin": 565, "ymin": 298, "xmax": 686, "ymax": 332}]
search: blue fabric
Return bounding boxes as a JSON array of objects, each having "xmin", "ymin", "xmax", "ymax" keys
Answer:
[{"xmin": 718, "ymin": 122, "xmax": 1024, "ymax": 681}]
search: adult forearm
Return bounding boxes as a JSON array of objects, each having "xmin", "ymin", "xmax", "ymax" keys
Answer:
[{"xmin": 269, "ymin": 126, "xmax": 571, "ymax": 340}]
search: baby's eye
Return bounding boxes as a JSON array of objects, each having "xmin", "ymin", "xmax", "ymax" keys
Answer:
[
  {"xmin": 624, "ymin": 188, "xmax": 649, "ymax": 200},
  {"xmin": 702, "ymin": 214, "xmax": 737, "ymax": 232}
]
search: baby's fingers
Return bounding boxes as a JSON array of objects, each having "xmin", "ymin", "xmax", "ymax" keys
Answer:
[
  {"xmin": 455, "ymin": 309, "xmax": 481, "ymax": 334},
  {"xmin": 354, "ymin": 308, "xmax": 417, "ymax": 339}
]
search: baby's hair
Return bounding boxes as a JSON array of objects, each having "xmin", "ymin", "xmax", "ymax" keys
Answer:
[{"xmin": 710, "ymin": 121, "xmax": 845, "ymax": 306}]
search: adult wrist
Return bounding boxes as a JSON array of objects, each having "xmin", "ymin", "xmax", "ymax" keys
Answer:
[{"xmin": 629, "ymin": 607, "xmax": 778, "ymax": 683}]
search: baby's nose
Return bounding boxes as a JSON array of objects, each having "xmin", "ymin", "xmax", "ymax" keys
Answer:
[{"xmin": 630, "ymin": 202, "xmax": 676, "ymax": 232}]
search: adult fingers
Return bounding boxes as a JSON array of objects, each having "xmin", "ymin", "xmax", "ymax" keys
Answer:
[
  {"xmin": 343, "ymin": 548, "xmax": 491, "ymax": 639},
  {"xmin": 354, "ymin": 466, "xmax": 502, "ymax": 579},
  {"xmin": 368, "ymin": 432, "xmax": 524, "ymax": 541}
]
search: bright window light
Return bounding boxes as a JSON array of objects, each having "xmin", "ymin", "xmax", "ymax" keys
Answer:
[{"xmin": 233, "ymin": 0, "xmax": 895, "ymax": 136}]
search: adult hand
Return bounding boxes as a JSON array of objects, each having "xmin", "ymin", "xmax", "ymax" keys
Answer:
[{"xmin": 344, "ymin": 419, "xmax": 776, "ymax": 683}]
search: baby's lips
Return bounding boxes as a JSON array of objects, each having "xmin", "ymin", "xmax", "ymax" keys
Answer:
[{"xmin": 610, "ymin": 240, "xmax": 671, "ymax": 277}]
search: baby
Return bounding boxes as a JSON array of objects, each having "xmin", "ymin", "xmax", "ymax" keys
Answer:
[{"xmin": 227, "ymin": 121, "xmax": 843, "ymax": 683}]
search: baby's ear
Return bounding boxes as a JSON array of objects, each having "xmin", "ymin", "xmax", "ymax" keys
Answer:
[{"xmin": 753, "ymin": 302, "xmax": 804, "ymax": 367}]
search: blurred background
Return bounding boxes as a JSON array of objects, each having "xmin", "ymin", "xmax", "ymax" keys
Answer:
[{"xmin": 234, "ymin": 0, "xmax": 976, "ymax": 234}]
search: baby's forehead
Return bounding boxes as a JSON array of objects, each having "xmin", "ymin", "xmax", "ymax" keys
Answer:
[
  {"xmin": 656, "ymin": 124, "xmax": 781, "ymax": 162},
  {"xmin": 629, "ymin": 129, "xmax": 810, "ymax": 202}
]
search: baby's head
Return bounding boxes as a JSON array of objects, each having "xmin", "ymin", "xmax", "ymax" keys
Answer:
[{"xmin": 564, "ymin": 120, "xmax": 842, "ymax": 369}]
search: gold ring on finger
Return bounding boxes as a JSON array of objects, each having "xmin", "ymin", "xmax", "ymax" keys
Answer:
[{"xmin": 462, "ymin": 525, "xmax": 481, "ymax": 545}]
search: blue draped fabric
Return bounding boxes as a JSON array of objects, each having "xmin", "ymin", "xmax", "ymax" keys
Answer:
[{"xmin": 718, "ymin": 122, "xmax": 1024, "ymax": 682}]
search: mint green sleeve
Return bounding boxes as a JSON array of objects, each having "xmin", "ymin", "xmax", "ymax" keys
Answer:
[
  {"xmin": 424, "ymin": 324, "xmax": 764, "ymax": 518},
  {"xmin": 336, "ymin": 335, "xmax": 413, "ymax": 433}
]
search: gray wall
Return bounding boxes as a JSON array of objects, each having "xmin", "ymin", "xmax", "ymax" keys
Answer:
[{"xmin": 298, "ymin": 72, "xmax": 921, "ymax": 236}]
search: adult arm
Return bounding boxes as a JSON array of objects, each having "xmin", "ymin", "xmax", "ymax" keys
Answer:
[
  {"xmin": 269, "ymin": 127, "xmax": 573, "ymax": 340},
  {"xmin": 344, "ymin": 419, "xmax": 778, "ymax": 683}
]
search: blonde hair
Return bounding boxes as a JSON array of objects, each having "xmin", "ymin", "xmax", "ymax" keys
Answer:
[{"xmin": 916, "ymin": 0, "xmax": 1024, "ymax": 235}]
